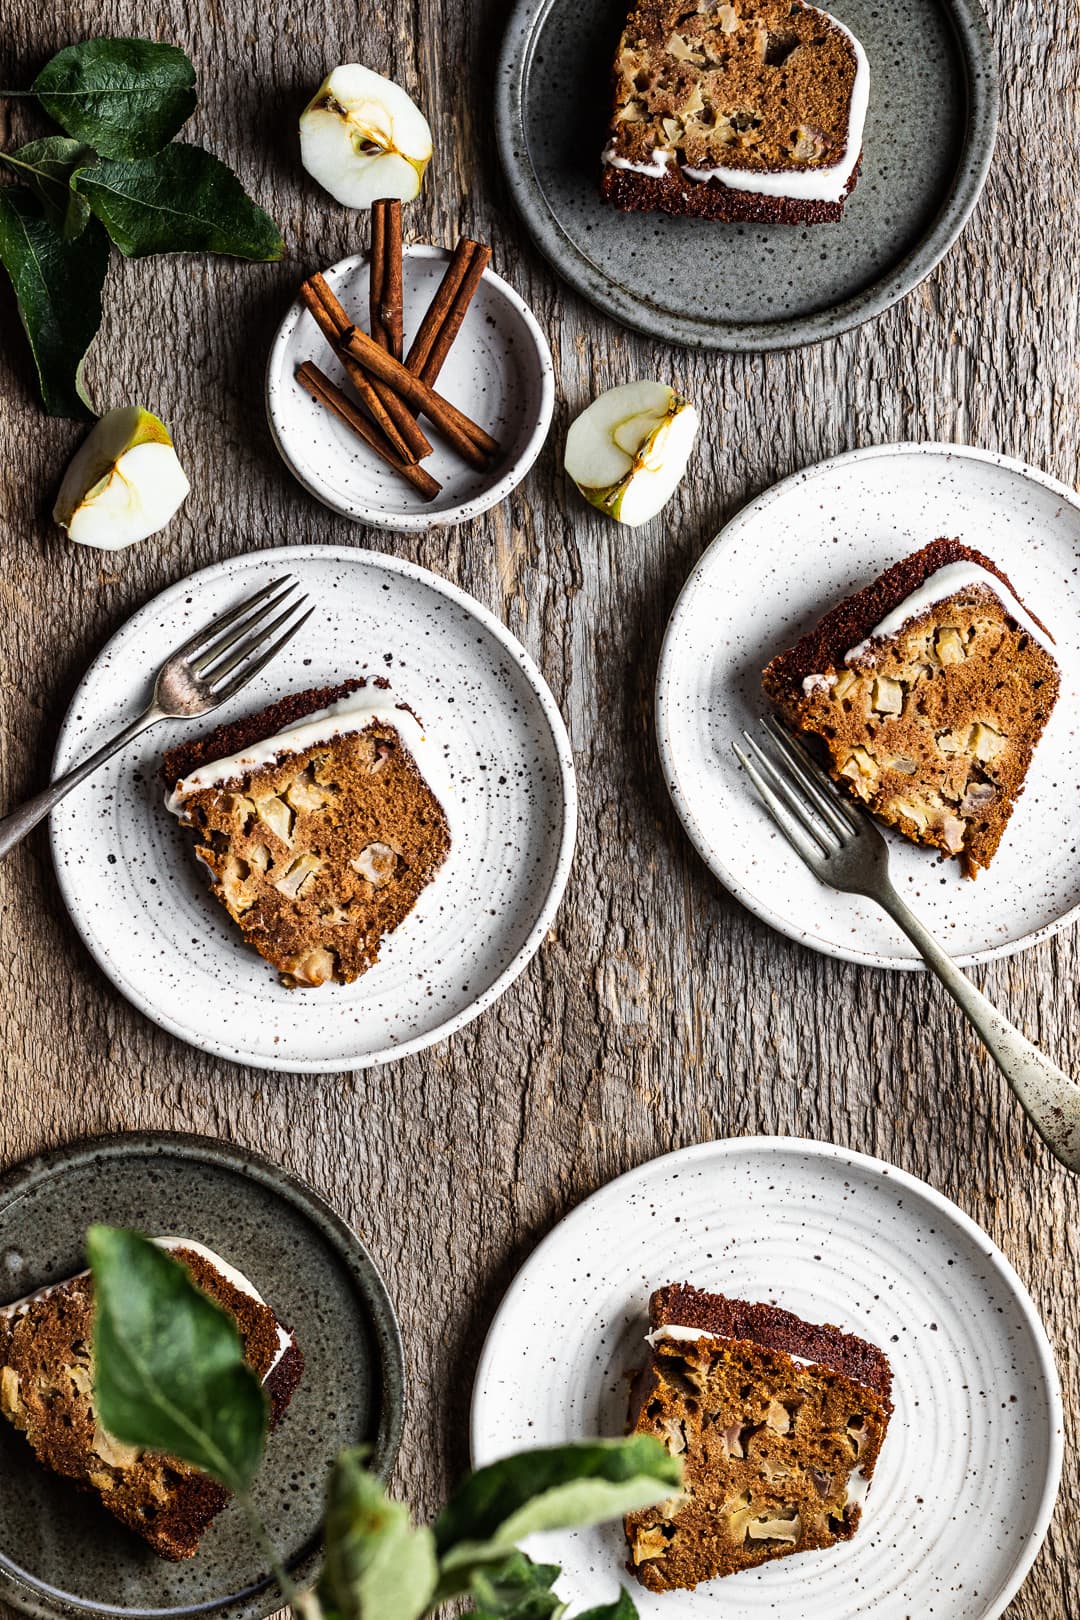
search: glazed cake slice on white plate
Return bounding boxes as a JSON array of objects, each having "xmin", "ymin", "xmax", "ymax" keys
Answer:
[
  {"xmin": 763, "ymin": 538, "xmax": 1061, "ymax": 876},
  {"xmin": 624, "ymin": 1283, "xmax": 893, "ymax": 1590},
  {"xmin": 601, "ymin": 0, "xmax": 869, "ymax": 223},
  {"xmin": 164, "ymin": 678, "xmax": 452, "ymax": 987},
  {"xmin": 0, "ymin": 1239, "xmax": 302, "ymax": 1560}
]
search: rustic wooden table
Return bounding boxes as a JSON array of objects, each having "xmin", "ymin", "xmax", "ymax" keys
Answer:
[{"xmin": 1, "ymin": 1, "xmax": 1077, "ymax": 1614}]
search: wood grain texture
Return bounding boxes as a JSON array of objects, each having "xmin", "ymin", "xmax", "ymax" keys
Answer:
[{"xmin": 1, "ymin": 0, "xmax": 1078, "ymax": 1613}]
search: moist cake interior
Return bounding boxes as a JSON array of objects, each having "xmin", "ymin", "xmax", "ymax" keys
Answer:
[
  {"xmin": 602, "ymin": 0, "xmax": 866, "ymax": 223},
  {"xmin": 762, "ymin": 539, "xmax": 1061, "ymax": 876},
  {"xmin": 624, "ymin": 1285, "xmax": 893, "ymax": 1591},
  {"xmin": 164, "ymin": 679, "xmax": 452, "ymax": 988},
  {"xmin": 0, "ymin": 1242, "xmax": 303, "ymax": 1561}
]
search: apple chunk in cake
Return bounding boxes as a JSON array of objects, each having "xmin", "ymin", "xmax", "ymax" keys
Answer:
[{"xmin": 164, "ymin": 680, "xmax": 451, "ymax": 986}]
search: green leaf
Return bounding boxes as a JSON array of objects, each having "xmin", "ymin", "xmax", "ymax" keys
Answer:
[
  {"xmin": 73, "ymin": 144, "xmax": 284, "ymax": 260},
  {"xmin": 465, "ymin": 1552, "xmax": 565, "ymax": 1619},
  {"xmin": 87, "ymin": 1226, "xmax": 269, "ymax": 1495},
  {"xmin": 317, "ymin": 1448, "xmax": 438, "ymax": 1620},
  {"xmin": 0, "ymin": 139, "xmax": 95, "ymax": 238},
  {"xmin": 433, "ymin": 1438, "xmax": 681, "ymax": 1597},
  {"xmin": 574, "ymin": 1592, "xmax": 639, "ymax": 1620},
  {"xmin": 0, "ymin": 186, "xmax": 107, "ymax": 417},
  {"xmin": 32, "ymin": 38, "xmax": 196, "ymax": 159}
]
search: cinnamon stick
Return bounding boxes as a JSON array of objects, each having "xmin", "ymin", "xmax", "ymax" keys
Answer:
[
  {"xmin": 369, "ymin": 201, "xmax": 387, "ymax": 348},
  {"xmin": 299, "ymin": 280, "xmax": 417, "ymax": 464},
  {"xmin": 371, "ymin": 199, "xmax": 404, "ymax": 360},
  {"xmin": 338, "ymin": 319, "xmax": 500, "ymax": 470},
  {"xmin": 296, "ymin": 361, "xmax": 441, "ymax": 501},
  {"xmin": 304, "ymin": 273, "xmax": 432, "ymax": 463},
  {"xmin": 405, "ymin": 239, "xmax": 473, "ymax": 377},
  {"xmin": 413, "ymin": 240, "xmax": 491, "ymax": 387}
]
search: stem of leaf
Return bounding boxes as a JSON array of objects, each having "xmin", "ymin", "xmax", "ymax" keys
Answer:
[{"xmin": 237, "ymin": 1492, "xmax": 301, "ymax": 1608}]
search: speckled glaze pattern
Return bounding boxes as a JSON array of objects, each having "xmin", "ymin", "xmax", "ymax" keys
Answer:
[
  {"xmin": 471, "ymin": 1136, "xmax": 1063, "ymax": 1619},
  {"xmin": 48, "ymin": 547, "xmax": 577, "ymax": 1072},
  {"xmin": 654, "ymin": 443, "xmax": 1080, "ymax": 969},
  {"xmin": 265, "ymin": 247, "xmax": 555, "ymax": 531},
  {"xmin": 495, "ymin": 0, "xmax": 998, "ymax": 350},
  {"xmin": 0, "ymin": 1131, "xmax": 405, "ymax": 1620}
]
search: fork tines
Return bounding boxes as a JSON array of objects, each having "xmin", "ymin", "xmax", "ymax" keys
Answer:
[
  {"xmin": 732, "ymin": 716, "xmax": 862, "ymax": 864},
  {"xmin": 174, "ymin": 575, "xmax": 314, "ymax": 702}
]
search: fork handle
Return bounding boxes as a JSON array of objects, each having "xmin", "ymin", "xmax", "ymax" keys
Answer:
[
  {"xmin": 0, "ymin": 705, "xmax": 163, "ymax": 860},
  {"xmin": 878, "ymin": 881, "xmax": 1080, "ymax": 1172}
]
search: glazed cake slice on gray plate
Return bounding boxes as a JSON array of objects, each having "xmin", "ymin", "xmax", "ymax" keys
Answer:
[
  {"xmin": 601, "ymin": 0, "xmax": 869, "ymax": 223},
  {"xmin": 0, "ymin": 1239, "xmax": 303, "ymax": 1560}
]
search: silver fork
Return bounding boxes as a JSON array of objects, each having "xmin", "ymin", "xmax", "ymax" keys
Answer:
[
  {"xmin": 734, "ymin": 715, "xmax": 1080, "ymax": 1174},
  {"xmin": 0, "ymin": 575, "xmax": 313, "ymax": 860}
]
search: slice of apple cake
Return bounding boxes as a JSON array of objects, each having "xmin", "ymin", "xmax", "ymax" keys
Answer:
[
  {"xmin": 762, "ymin": 539, "xmax": 1061, "ymax": 876},
  {"xmin": 624, "ymin": 1285, "xmax": 893, "ymax": 1590},
  {"xmin": 601, "ymin": 0, "xmax": 869, "ymax": 223},
  {"xmin": 164, "ymin": 678, "xmax": 452, "ymax": 987},
  {"xmin": 0, "ymin": 1240, "xmax": 302, "ymax": 1560}
]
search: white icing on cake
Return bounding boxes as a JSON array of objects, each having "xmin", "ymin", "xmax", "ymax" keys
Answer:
[
  {"xmin": 844, "ymin": 561, "xmax": 1055, "ymax": 665},
  {"xmin": 1, "ymin": 1238, "xmax": 294, "ymax": 1381},
  {"xmin": 165, "ymin": 687, "xmax": 456, "ymax": 836},
  {"xmin": 603, "ymin": 5, "xmax": 869, "ymax": 205}
]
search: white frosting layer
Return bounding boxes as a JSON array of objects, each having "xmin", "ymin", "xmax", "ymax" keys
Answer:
[
  {"xmin": 604, "ymin": 144, "xmax": 673, "ymax": 179},
  {"xmin": 165, "ymin": 688, "xmax": 455, "ymax": 834},
  {"xmin": 603, "ymin": 5, "xmax": 869, "ymax": 204},
  {"xmin": 155, "ymin": 1238, "xmax": 293, "ymax": 1375},
  {"xmin": 844, "ymin": 561, "xmax": 1056, "ymax": 664},
  {"xmin": 1, "ymin": 1237, "xmax": 293, "ymax": 1381}
]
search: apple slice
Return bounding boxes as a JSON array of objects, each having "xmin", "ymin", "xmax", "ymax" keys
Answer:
[
  {"xmin": 564, "ymin": 381, "xmax": 699, "ymax": 527},
  {"xmin": 299, "ymin": 64, "xmax": 433, "ymax": 209},
  {"xmin": 53, "ymin": 406, "xmax": 190, "ymax": 551}
]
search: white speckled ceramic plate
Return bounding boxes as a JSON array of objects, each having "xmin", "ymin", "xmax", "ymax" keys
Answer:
[
  {"xmin": 49, "ymin": 547, "xmax": 576, "ymax": 1073},
  {"xmin": 471, "ymin": 1137, "xmax": 1063, "ymax": 1620},
  {"xmin": 655, "ymin": 442, "xmax": 1080, "ymax": 969},
  {"xmin": 266, "ymin": 246, "xmax": 555, "ymax": 531}
]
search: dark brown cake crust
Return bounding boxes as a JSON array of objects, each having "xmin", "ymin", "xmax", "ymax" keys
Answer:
[
  {"xmin": 649, "ymin": 1283, "xmax": 893, "ymax": 1401},
  {"xmin": 601, "ymin": 154, "xmax": 860, "ymax": 225},
  {"xmin": 763, "ymin": 537, "xmax": 1053, "ymax": 693},
  {"xmin": 162, "ymin": 678, "xmax": 374, "ymax": 787}
]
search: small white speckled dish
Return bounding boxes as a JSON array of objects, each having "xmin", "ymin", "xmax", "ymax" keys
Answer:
[
  {"xmin": 265, "ymin": 246, "xmax": 555, "ymax": 531},
  {"xmin": 656, "ymin": 442, "xmax": 1080, "ymax": 970},
  {"xmin": 471, "ymin": 1137, "xmax": 1063, "ymax": 1620},
  {"xmin": 49, "ymin": 546, "xmax": 576, "ymax": 1073}
]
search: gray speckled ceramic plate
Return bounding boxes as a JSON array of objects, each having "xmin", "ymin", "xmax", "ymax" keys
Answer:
[
  {"xmin": 472, "ymin": 1136, "xmax": 1063, "ymax": 1618},
  {"xmin": 266, "ymin": 247, "xmax": 555, "ymax": 531},
  {"xmin": 655, "ymin": 443, "xmax": 1080, "ymax": 969},
  {"xmin": 49, "ymin": 547, "xmax": 577, "ymax": 1071},
  {"xmin": 0, "ymin": 1131, "xmax": 404, "ymax": 1620},
  {"xmin": 495, "ymin": 0, "xmax": 998, "ymax": 349}
]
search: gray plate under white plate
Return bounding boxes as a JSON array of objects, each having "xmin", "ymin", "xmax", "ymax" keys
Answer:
[
  {"xmin": 0, "ymin": 1133, "xmax": 404, "ymax": 1620},
  {"xmin": 495, "ymin": 0, "xmax": 998, "ymax": 349}
]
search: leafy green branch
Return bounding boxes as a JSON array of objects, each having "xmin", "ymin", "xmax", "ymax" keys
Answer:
[
  {"xmin": 89, "ymin": 1228, "xmax": 681, "ymax": 1620},
  {"xmin": 0, "ymin": 37, "xmax": 283, "ymax": 419}
]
